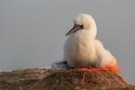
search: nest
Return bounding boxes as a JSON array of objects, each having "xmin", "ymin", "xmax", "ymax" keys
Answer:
[{"xmin": 33, "ymin": 68, "xmax": 133, "ymax": 90}]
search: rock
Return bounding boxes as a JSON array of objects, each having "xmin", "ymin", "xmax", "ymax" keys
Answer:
[
  {"xmin": 0, "ymin": 68, "xmax": 134, "ymax": 90},
  {"xmin": 0, "ymin": 68, "xmax": 52, "ymax": 90}
]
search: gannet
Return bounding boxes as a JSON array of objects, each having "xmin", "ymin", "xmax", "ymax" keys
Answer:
[
  {"xmin": 52, "ymin": 13, "xmax": 119, "ymax": 74},
  {"xmin": 51, "ymin": 14, "xmax": 119, "ymax": 73}
]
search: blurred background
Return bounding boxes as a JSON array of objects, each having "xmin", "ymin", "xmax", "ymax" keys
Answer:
[{"xmin": 0, "ymin": 0, "xmax": 135, "ymax": 84}]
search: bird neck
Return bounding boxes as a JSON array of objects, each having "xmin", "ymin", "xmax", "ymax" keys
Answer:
[{"xmin": 88, "ymin": 22, "xmax": 97, "ymax": 39}]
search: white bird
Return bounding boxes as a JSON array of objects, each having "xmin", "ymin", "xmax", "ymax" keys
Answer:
[
  {"xmin": 52, "ymin": 13, "xmax": 119, "ymax": 74},
  {"xmin": 63, "ymin": 13, "xmax": 119, "ymax": 73}
]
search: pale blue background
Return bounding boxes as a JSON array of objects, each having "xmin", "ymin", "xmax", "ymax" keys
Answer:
[{"xmin": 0, "ymin": 0, "xmax": 135, "ymax": 84}]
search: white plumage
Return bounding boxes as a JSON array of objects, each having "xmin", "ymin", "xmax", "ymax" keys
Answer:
[
  {"xmin": 52, "ymin": 13, "xmax": 119, "ymax": 73},
  {"xmin": 64, "ymin": 13, "xmax": 116, "ymax": 68}
]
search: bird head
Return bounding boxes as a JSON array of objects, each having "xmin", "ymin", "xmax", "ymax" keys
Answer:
[{"xmin": 66, "ymin": 13, "xmax": 97, "ymax": 36}]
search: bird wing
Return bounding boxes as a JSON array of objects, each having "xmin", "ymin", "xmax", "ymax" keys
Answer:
[{"xmin": 94, "ymin": 39, "xmax": 114, "ymax": 67}]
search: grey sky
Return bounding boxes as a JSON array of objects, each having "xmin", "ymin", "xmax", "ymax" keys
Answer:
[{"xmin": 0, "ymin": 0, "xmax": 135, "ymax": 84}]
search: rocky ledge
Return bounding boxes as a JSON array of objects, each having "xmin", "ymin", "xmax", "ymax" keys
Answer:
[{"xmin": 0, "ymin": 68, "xmax": 134, "ymax": 90}]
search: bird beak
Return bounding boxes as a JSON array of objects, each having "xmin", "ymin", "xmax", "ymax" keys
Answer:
[{"xmin": 65, "ymin": 24, "xmax": 83, "ymax": 36}]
